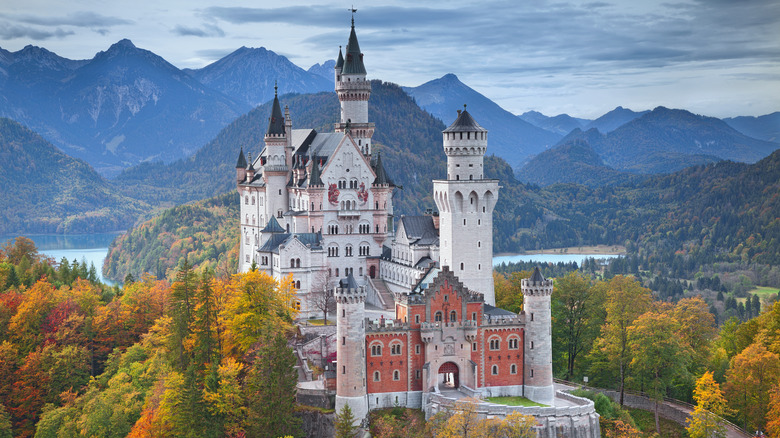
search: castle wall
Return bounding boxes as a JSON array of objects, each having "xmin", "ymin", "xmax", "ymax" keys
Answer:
[{"xmin": 365, "ymin": 332, "xmax": 409, "ymax": 394}]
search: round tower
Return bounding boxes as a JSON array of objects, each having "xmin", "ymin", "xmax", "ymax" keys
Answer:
[
  {"xmin": 334, "ymin": 274, "xmax": 368, "ymax": 424},
  {"xmin": 263, "ymin": 86, "xmax": 290, "ymax": 223},
  {"xmin": 521, "ymin": 267, "xmax": 555, "ymax": 405},
  {"xmin": 433, "ymin": 107, "xmax": 499, "ymax": 305}
]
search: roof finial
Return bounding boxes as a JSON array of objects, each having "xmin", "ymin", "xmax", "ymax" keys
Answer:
[
  {"xmin": 464, "ymin": 104, "xmax": 467, "ymax": 111},
  {"xmin": 350, "ymin": 6, "xmax": 357, "ymax": 27},
  {"xmin": 274, "ymin": 80, "xmax": 278, "ymax": 97}
]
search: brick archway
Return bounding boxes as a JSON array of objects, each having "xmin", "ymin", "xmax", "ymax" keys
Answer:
[{"xmin": 438, "ymin": 362, "xmax": 459, "ymax": 388}]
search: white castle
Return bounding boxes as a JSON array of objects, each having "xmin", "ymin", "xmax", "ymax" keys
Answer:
[{"xmin": 236, "ymin": 17, "xmax": 600, "ymax": 436}]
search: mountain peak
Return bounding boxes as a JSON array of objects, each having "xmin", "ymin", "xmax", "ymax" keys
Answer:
[
  {"xmin": 441, "ymin": 73, "xmax": 460, "ymax": 82},
  {"xmin": 112, "ymin": 39, "xmax": 136, "ymax": 49}
]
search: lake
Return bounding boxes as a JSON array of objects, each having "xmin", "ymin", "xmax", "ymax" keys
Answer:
[
  {"xmin": 493, "ymin": 252, "xmax": 621, "ymax": 266},
  {"xmin": 0, "ymin": 232, "xmax": 123, "ymax": 285}
]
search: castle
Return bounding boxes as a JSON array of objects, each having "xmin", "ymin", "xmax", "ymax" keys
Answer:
[{"xmin": 235, "ymin": 17, "xmax": 569, "ymax": 427}]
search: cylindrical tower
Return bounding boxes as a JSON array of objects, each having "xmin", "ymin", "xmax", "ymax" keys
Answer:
[
  {"xmin": 433, "ymin": 107, "xmax": 499, "ymax": 305},
  {"xmin": 334, "ymin": 275, "xmax": 368, "ymax": 424},
  {"xmin": 334, "ymin": 17, "xmax": 374, "ymax": 156},
  {"xmin": 521, "ymin": 267, "xmax": 554, "ymax": 405}
]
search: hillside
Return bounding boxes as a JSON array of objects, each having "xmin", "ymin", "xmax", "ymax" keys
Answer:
[
  {"xmin": 724, "ymin": 112, "xmax": 780, "ymax": 143},
  {"xmin": 403, "ymin": 74, "xmax": 562, "ymax": 167},
  {"xmin": 0, "ymin": 118, "xmax": 148, "ymax": 234},
  {"xmin": 0, "ymin": 40, "xmax": 249, "ymax": 176},
  {"xmin": 519, "ymin": 111, "xmax": 589, "ymax": 136},
  {"xmin": 584, "ymin": 106, "xmax": 648, "ymax": 133}
]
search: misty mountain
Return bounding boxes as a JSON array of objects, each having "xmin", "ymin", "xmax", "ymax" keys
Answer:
[
  {"xmin": 723, "ymin": 112, "xmax": 780, "ymax": 143},
  {"xmin": 308, "ymin": 60, "xmax": 336, "ymax": 82},
  {"xmin": 558, "ymin": 107, "xmax": 779, "ymax": 175},
  {"xmin": 518, "ymin": 111, "xmax": 590, "ymax": 136},
  {"xmin": 0, "ymin": 117, "xmax": 147, "ymax": 234},
  {"xmin": 403, "ymin": 74, "xmax": 562, "ymax": 167},
  {"xmin": 185, "ymin": 47, "xmax": 333, "ymax": 107},
  {"xmin": 0, "ymin": 40, "xmax": 249, "ymax": 176},
  {"xmin": 584, "ymin": 106, "xmax": 649, "ymax": 133}
]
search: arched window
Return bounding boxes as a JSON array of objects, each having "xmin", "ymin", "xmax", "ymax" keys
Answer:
[
  {"xmin": 508, "ymin": 336, "xmax": 519, "ymax": 350},
  {"xmin": 434, "ymin": 312, "xmax": 443, "ymax": 322},
  {"xmin": 290, "ymin": 258, "xmax": 295, "ymax": 268},
  {"xmin": 244, "ymin": 196, "xmax": 249, "ymax": 205},
  {"xmin": 489, "ymin": 336, "xmax": 500, "ymax": 351},
  {"xmin": 251, "ymin": 196, "xmax": 255, "ymax": 205},
  {"xmin": 390, "ymin": 342, "xmax": 402, "ymax": 355},
  {"xmin": 295, "ymin": 281, "xmax": 301, "ymax": 289},
  {"xmin": 450, "ymin": 311, "xmax": 457, "ymax": 322},
  {"xmin": 374, "ymin": 371, "xmax": 380, "ymax": 382},
  {"xmin": 393, "ymin": 370, "xmax": 400, "ymax": 381},
  {"xmin": 370, "ymin": 343, "xmax": 382, "ymax": 356},
  {"xmin": 510, "ymin": 364, "xmax": 517, "ymax": 374},
  {"xmin": 296, "ymin": 258, "xmax": 301, "ymax": 268},
  {"xmin": 492, "ymin": 365, "xmax": 498, "ymax": 375}
]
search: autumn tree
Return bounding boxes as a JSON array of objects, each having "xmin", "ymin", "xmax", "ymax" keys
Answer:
[
  {"xmin": 767, "ymin": 385, "xmax": 780, "ymax": 438},
  {"xmin": 686, "ymin": 371, "xmax": 731, "ymax": 438},
  {"xmin": 724, "ymin": 342, "xmax": 780, "ymax": 431},
  {"xmin": 0, "ymin": 404, "xmax": 11, "ymax": 438},
  {"xmin": 552, "ymin": 272, "xmax": 605, "ymax": 380},
  {"xmin": 2, "ymin": 237, "xmax": 38, "ymax": 265},
  {"xmin": 169, "ymin": 258, "xmax": 198, "ymax": 370},
  {"xmin": 628, "ymin": 310, "xmax": 691, "ymax": 434},
  {"xmin": 588, "ymin": 275, "xmax": 651, "ymax": 405}
]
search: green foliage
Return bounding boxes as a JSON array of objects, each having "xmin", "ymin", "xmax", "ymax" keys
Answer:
[
  {"xmin": 335, "ymin": 404, "xmax": 359, "ymax": 438},
  {"xmin": 0, "ymin": 404, "xmax": 11, "ymax": 438}
]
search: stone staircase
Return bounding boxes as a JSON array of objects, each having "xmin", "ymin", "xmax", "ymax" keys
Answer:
[{"xmin": 367, "ymin": 277, "xmax": 395, "ymax": 310}]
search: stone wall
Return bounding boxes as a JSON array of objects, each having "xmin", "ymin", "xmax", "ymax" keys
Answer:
[
  {"xmin": 584, "ymin": 387, "xmax": 690, "ymax": 425},
  {"xmin": 296, "ymin": 408, "xmax": 335, "ymax": 438}
]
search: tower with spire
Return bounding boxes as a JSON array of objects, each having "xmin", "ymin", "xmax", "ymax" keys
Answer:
[{"xmin": 433, "ymin": 107, "xmax": 500, "ymax": 305}]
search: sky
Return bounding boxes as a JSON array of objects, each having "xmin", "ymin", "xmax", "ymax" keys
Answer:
[{"xmin": 1, "ymin": 0, "xmax": 778, "ymax": 119}]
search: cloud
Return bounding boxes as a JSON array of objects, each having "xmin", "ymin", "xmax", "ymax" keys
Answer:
[
  {"xmin": 0, "ymin": 22, "xmax": 74, "ymax": 41},
  {"xmin": 4, "ymin": 11, "xmax": 132, "ymax": 28},
  {"xmin": 172, "ymin": 23, "xmax": 225, "ymax": 38}
]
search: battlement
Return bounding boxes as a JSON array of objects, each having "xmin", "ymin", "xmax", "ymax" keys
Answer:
[
  {"xmin": 334, "ymin": 286, "xmax": 366, "ymax": 304},
  {"xmin": 366, "ymin": 318, "xmax": 410, "ymax": 332},
  {"xmin": 481, "ymin": 313, "xmax": 525, "ymax": 326}
]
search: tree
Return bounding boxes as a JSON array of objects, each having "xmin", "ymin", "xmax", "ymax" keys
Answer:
[
  {"xmin": 308, "ymin": 270, "xmax": 334, "ymax": 323},
  {"xmin": 244, "ymin": 328, "xmax": 301, "ymax": 438},
  {"xmin": 724, "ymin": 342, "xmax": 780, "ymax": 431},
  {"xmin": 767, "ymin": 385, "xmax": 780, "ymax": 438},
  {"xmin": 2, "ymin": 237, "xmax": 38, "ymax": 265},
  {"xmin": 552, "ymin": 272, "xmax": 605, "ymax": 380},
  {"xmin": 0, "ymin": 404, "xmax": 11, "ymax": 438},
  {"xmin": 588, "ymin": 275, "xmax": 651, "ymax": 405},
  {"xmin": 669, "ymin": 297, "xmax": 717, "ymax": 374},
  {"xmin": 169, "ymin": 258, "xmax": 198, "ymax": 370},
  {"xmin": 335, "ymin": 404, "xmax": 359, "ymax": 438},
  {"xmin": 628, "ymin": 310, "xmax": 690, "ymax": 433},
  {"xmin": 494, "ymin": 271, "xmax": 530, "ymax": 314},
  {"xmin": 686, "ymin": 371, "xmax": 731, "ymax": 438}
]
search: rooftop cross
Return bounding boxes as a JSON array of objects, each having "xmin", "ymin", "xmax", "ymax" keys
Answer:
[{"xmin": 350, "ymin": 6, "xmax": 357, "ymax": 26}]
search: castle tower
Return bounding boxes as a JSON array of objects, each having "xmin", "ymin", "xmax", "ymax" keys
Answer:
[
  {"xmin": 236, "ymin": 147, "xmax": 247, "ymax": 182},
  {"xmin": 334, "ymin": 274, "xmax": 369, "ymax": 424},
  {"xmin": 263, "ymin": 86, "xmax": 290, "ymax": 222},
  {"xmin": 433, "ymin": 107, "xmax": 499, "ymax": 305},
  {"xmin": 521, "ymin": 267, "xmax": 555, "ymax": 405},
  {"xmin": 334, "ymin": 16, "xmax": 374, "ymax": 156}
]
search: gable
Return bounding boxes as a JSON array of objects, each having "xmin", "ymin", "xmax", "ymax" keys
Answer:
[{"xmin": 320, "ymin": 135, "xmax": 376, "ymax": 186}]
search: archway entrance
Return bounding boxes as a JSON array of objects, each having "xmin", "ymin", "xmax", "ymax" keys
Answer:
[
  {"xmin": 438, "ymin": 362, "xmax": 459, "ymax": 389},
  {"xmin": 369, "ymin": 265, "xmax": 376, "ymax": 278}
]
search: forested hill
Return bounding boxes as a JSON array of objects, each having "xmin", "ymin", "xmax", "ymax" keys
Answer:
[
  {"xmin": 114, "ymin": 80, "xmax": 447, "ymax": 216},
  {"xmin": 0, "ymin": 118, "xmax": 148, "ymax": 234}
]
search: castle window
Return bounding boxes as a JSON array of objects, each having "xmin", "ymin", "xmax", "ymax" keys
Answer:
[
  {"xmin": 416, "ymin": 370, "xmax": 421, "ymax": 379},
  {"xmin": 511, "ymin": 364, "xmax": 517, "ymax": 374},
  {"xmin": 478, "ymin": 264, "xmax": 481, "ymax": 270},
  {"xmin": 370, "ymin": 343, "xmax": 382, "ymax": 356},
  {"xmin": 472, "ymin": 343, "xmax": 477, "ymax": 351},
  {"xmin": 342, "ymin": 309, "xmax": 345, "ymax": 317},
  {"xmin": 343, "ymin": 366, "xmax": 346, "ymax": 374},
  {"xmin": 531, "ymin": 341, "xmax": 534, "ymax": 350},
  {"xmin": 244, "ymin": 196, "xmax": 249, "ymax": 205},
  {"xmin": 444, "ymin": 294, "xmax": 448, "ymax": 302},
  {"xmin": 460, "ymin": 263, "xmax": 464, "ymax": 270},
  {"xmin": 463, "ymin": 219, "xmax": 466, "ymax": 226},
  {"xmin": 483, "ymin": 206, "xmax": 486, "ymax": 213},
  {"xmin": 415, "ymin": 344, "xmax": 420, "ymax": 354},
  {"xmin": 296, "ymin": 258, "xmax": 301, "ymax": 268},
  {"xmin": 450, "ymin": 311, "xmax": 457, "ymax": 322},
  {"xmin": 472, "ymin": 312, "xmax": 477, "ymax": 321},
  {"xmin": 345, "ymin": 245, "xmax": 353, "ymax": 257},
  {"xmin": 531, "ymin": 313, "xmax": 534, "ymax": 322},
  {"xmin": 470, "ymin": 175, "xmax": 473, "ymax": 180},
  {"xmin": 251, "ymin": 197, "xmax": 255, "ymax": 205},
  {"xmin": 391, "ymin": 342, "xmax": 402, "ymax": 355},
  {"xmin": 508, "ymin": 337, "xmax": 519, "ymax": 350},
  {"xmin": 478, "ymin": 241, "xmax": 481, "ymax": 247},
  {"xmin": 393, "ymin": 370, "xmax": 400, "ymax": 381},
  {"xmin": 342, "ymin": 337, "xmax": 345, "ymax": 345},
  {"xmin": 489, "ymin": 337, "xmax": 500, "ymax": 351},
  {"xmin": 491, "ymin": 365, "xmax": 498, "ymax": 375},
  {"xmin": 374, "ymin": 371, "xmax": 380, "ymax": 382},
  {"xmin": 434, "ymin": 312, "xmax": 443, "ymax": 322},
  {"xmin": 335, "ymin": 268, "xmax": 339, "ymax": 277},
  {"xmin": 415, "ymin": 315, "xmax": 420, "ymax": 324},
  {"xmin": 530, "ymin": 369, "xmax": 534, "ymax": 378},
  {"xmin": 295, "ymin": 280, "xmax": 301, "ymax": 289},
  {"xmin": 290, "ymin": 258, "xmax": 295, "ymax": 268}
]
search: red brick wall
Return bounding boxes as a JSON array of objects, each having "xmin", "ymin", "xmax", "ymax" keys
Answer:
[
  {"xmin": 366, "ymin": 333, "xmax": 409, "ymax": 394},
  {"xmin": 427, "ymin": 280, "xmax": 465, "ymax": 322},
  {"xmin": 482, "ymin": 328, "xmax": 524, "ymax": 387},
  {"xmin": 408, "ymin": 330, "xmax": 424, "ymax": 391}
]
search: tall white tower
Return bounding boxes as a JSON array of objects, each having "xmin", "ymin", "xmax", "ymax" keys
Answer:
[
  {"xmin": 521, "ymin": 267, "xmax": 555, "ymax": 405},
  {"xmin": 334, "ymin": 16, "xmax": 374, "ymax": 157},
  {"xmin": 263, "ymin": 87, "xmax": 290, "ymax": 223},
  {"xmin": 433, "ymin": 107, "xmax": 499, "ymax": 305},
  {"xmin": 334, "ymin": 274, "xmax": 368, "ymax": 424}
]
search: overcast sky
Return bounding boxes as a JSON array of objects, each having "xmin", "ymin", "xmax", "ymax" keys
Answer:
[{"xmin": 1, "ymin": 0, "xmax": 778, "ymax": 119}]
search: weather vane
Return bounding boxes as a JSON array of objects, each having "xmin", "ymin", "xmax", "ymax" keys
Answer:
[{"xmin": 350, "ymin": 6, "xmax": 357, "ymax": 25}]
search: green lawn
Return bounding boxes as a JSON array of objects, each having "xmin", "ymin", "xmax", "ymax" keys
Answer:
[
  {"xmin": 749, "ymin": 286, "xmax": 780, "ymax": 298},
  {"xmin": 485, "ymin": 396, "xmax": 547, "ymax": 407},
  {"xmin": 625, "ymin": 407, "xmax": 688, "ymax": 437}
]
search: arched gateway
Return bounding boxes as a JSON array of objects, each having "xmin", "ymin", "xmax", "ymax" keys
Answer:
[{"xmin": 438, "ymin": 362, "xmax": 459, "ymax": 389}]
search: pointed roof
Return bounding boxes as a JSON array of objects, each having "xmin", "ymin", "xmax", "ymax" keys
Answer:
[
  {"xmin": 261, "ymin": 216, "xmax": 285, "ymax": 233},
  {"xmin": 339, "ymin": 272, "xmax": 359, "ymax": 290},
  {"xmin": 372, "ymin": 152, "xmax": 392, "ymax": 186},
  {"xmin": 236, "ymin": 147, "xmax": 247, "ymax": 168},
  {"xmin": 443, "ymin": 106, "xmax": 487, "ymax": 133},
  {"xmin": 335, "ymin": 46, "xmax": 344, "ymax": 69},
  {"xmin": 247, "ymin": 152, "xmax": 255, "ymax": 172},
  {"xmin": 309, "ymin": 157, "xmax": 323, "ymax": 186},
  {"xmin": 267, "ymin": 84, "xmax": 285, "ymax": 136},
  {"xmin": 342, "ymin": 20, "xmax": 366, "ymax": 75},
  {"xmin": 530, "ymin": 266, "xmax": 545, "ymax": 283}
]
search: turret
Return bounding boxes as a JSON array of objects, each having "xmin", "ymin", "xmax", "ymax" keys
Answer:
[
  {"xmin": 433, "ymin": 108, "xmax": 499, "ymax": 304},
  {"xmin": 236, "ymin": 147, "xmax": 247, "ymax": 182},
  {"xmin": 334, "ymin": 274, "xmax": 368, "ymax": 425},
  {"xmin": 521, "ymin": 267, "xmax": 554, "ymax": 405},
  {"xmin": 334, "ymin": 46, "xmax": 344, "ymax": 83},
  {"xmin": 263, "ymin": 85, "xmax": 290, "ymax": 222}
]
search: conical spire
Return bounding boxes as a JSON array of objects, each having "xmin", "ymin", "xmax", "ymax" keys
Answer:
[
  {"xmin": 530, "ymin": 266, "xmax": 545, "ymax": 283},
  {"xmin": 309, "ymin": 156, "xmax": 323, "ymax": 186},
  {"xmin": 262, "ymin": 216, "xmax": 285, "ymax": 233},
  {"xmin": 267, "ymin": 82, "xmax": 285, "ymax": 136},
  {"xmin": 342, "ymin": 20, "xmax": 366, "ymax": 75},
  {"xmin": 372, "ymin": 151, "xmax": 391, "ymax": 186},
  {"xmin": 335, "ymin": 46, "xmax": 344, "ymax": 69},
  {"xmin": 235, "ymin": 147, "xmax": 247, "ymax": 168},
  {"xmin": 247, "ymin": 152, "xmax": 255, "ymax": 171},
  {"xmin": 443, "ymin": 105, "xmax": 487, "ymax": 133}
]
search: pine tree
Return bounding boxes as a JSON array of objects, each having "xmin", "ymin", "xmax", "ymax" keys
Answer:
[
  {"xmin": 334, "ymin": 404, "xmax": 359, "ymax": 438},
  {"xmin": 245, "ymin": 329, "xmax": 301, "ymax": 438},
  {"xmin": 170, "ymin": 258, "xmax": 198, "ymax": 370}
]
